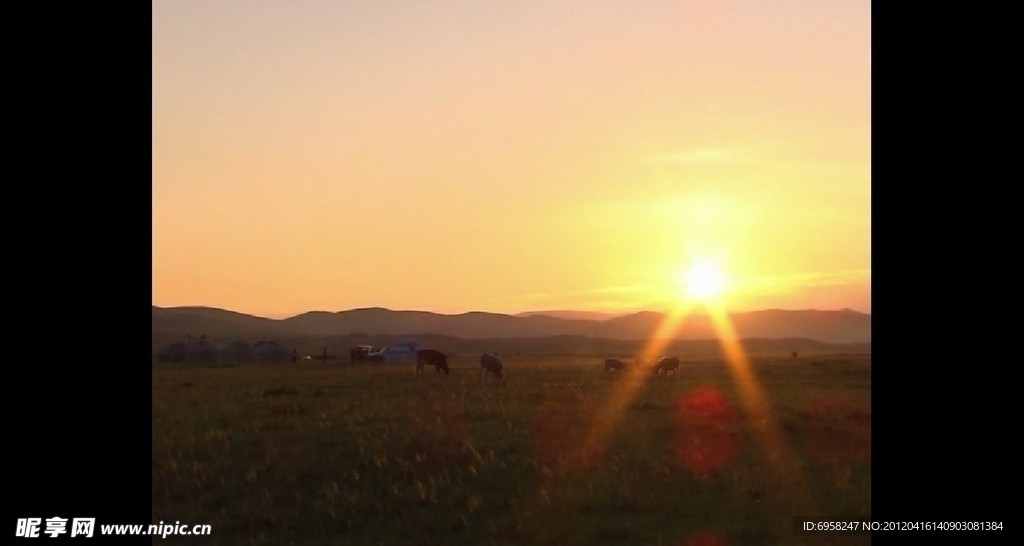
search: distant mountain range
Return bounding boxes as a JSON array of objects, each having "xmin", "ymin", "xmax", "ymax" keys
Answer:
[
  {"xmin": 152, "ymin": 306, "xmax": 871, "ymax": 344},
  {"xmin": 514, "ymin": 310, "xmax": 628, "ymax": 321}
]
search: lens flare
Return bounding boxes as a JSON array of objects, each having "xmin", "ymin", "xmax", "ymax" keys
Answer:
[
  {"xmin": 577, "ymin": 295, "xmax": 826, "ymax": 525},
  {"xmin": 673, "ymin": 387, "xmax": 739, "ymax": 473}
]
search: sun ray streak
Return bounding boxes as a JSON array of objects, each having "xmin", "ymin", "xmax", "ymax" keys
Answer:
[
  {"xmin": 581, "ymin": 296, "xmax": 826, "ymax": 524},
  {"xmin": 706, "ymin": 300, "xmax": 822, "ymax": 518},
  {"xmin": 579, "ymin": 303, "xmax": 697, "ymax": 470}
]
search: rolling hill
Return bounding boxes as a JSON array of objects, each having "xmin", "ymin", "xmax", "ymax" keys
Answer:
[{"xmin": 153, "ymin": 306, "xmax": 870, "ymax": 344}]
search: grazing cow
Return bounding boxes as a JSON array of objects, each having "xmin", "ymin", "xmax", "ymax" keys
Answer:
[
  {"xmin": 654, "ymin": 356, "xmax": 681, "ymax": 375},
  {"xmin": 416, "ymin": 349, "xmax": 450, "ymax": 375},
  {"xmin": 604, "ymin": 358, "xmax": 626, "ymax": 372},
  {"xmin": 480, "ymin": 353, "xmax": 504, "ymax": 381}
]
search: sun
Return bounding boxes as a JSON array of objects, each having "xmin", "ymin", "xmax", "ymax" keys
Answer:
[{"xmin": 680, "ymin": 260, "xmax": 727, "ymax": 302}]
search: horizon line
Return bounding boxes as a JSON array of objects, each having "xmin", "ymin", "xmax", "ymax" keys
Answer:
[{"xmin": 152, "ymin": 304, "xmax": 871, "ymax": 321}]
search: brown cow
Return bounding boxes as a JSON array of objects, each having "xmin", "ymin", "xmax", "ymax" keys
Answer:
[
  {"xmin": 480, "ymin": 353, "xmax": 504, "ymax": 381},
  {"xmin": 604, "ymin": 358, "xmax": 626, "ymax": 372},
  {"xmin": 654, "ymin": 356, "xmax": 681, "ymax": 375},
  {"xmin": 416, "ymin": 349, "xmax": 450, "ymax": 375}
]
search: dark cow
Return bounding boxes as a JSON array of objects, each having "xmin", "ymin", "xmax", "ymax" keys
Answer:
[
  {"xmin": 480, "ymin": 353, "xmax": 504, "ymax": 381},
  {"xmin": 416, "ymin": 349, "xmax": 450, "ymax": 375},
  {"xmin": 604, "ymin": 358, "xmax": 626, "ymax": 372},
  {"xmin": 654, "ymin": 356, "xmax": 681, "ymax": 375}
]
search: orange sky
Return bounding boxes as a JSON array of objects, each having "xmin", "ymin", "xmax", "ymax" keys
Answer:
[{"xmin": 153, "ymin": 0, "xmax": 870, "ymax": 319}]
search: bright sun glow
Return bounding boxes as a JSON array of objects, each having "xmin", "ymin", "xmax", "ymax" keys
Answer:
[{"xmin": 681, "ymin": 260, "xmax": 726, "ymax": 302}]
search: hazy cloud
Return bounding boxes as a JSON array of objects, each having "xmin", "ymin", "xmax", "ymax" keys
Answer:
[
  {"xmin": 649, "ymin": 147, "xmax": 751, "ymax": 165},
  {"xmin": 738, "ymin": 269, "xmax": 870, "ymax": 292}
]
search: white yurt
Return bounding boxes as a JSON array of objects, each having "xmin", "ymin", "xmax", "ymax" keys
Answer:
[
  {"xmin": 219, "ymin": 340, "xmax": 254, "ymax": 363},
  {"xmin": 383, "ymin": 338, "xmax": 422, "ymax": 363},
  {"xmin": 156, "ymin": 342, "xmax": 186, "ymax": 363},
  {"xmin": 253, "ymin": 340, "xmax": 292, "ymax": 362},
  {"xmin": 186, "ymin": 336, "xmax": 218, "ymax": 363}
]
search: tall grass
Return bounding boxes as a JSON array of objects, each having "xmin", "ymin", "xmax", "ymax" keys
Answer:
[{"xmin": 153, "ymin": 354, "xmax": 870, "ymax": 545}]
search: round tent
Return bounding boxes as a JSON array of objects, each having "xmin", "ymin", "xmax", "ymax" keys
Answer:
[
  {"xmin": 156, "ymin": 342, "xmax": 186, "ymax": 363},
  {"xmin": 186, "ymin": 337, "xmax": 218, "ymax": 363},
  {"xmin": 219, "ymin": 340, "xmax": 254, "ymax": 363},
  {"xmin": 383, "ymin": 338, "xmax": 422, "ymax": 363},
  {"xmin": 253, "ymin": 340, "xmax": 292, "ymax": 362}
]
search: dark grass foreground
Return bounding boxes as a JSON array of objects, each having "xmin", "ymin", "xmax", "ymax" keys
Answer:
[{"xmin": 153, "ymin": 353, "xmax": 870, "ymax": 545}]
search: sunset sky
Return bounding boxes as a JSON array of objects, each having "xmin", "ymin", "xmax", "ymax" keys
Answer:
[{"xmin": 153, "ymin": 0, "xmax": 870, "ymax": 319}]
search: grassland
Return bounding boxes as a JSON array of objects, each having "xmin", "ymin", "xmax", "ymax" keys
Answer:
[{"xmin": 153, "ymin": 352, "xmax": 870, "ymax": 545}]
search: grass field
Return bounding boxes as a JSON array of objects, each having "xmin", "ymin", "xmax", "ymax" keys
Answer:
[{"xmin": 153, "ymin": 352, "xmax": 870, "ymax": 545}]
